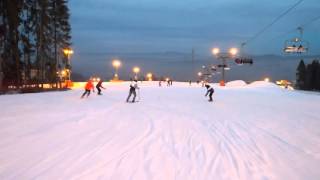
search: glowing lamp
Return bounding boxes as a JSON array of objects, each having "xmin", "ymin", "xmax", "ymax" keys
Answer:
[
  {"xmin": 212, "ymin": 48, "xmax": 220, "ymax": 55},
  {"xmin": 112, "ymin": 60, "xmax": 121, "ymax": 68},
  {"xmin": 264, "ymin": 77, "xmax": 270, "ymax": 82},
  {"xmin": 133, "ymin": 67, "xmax": 140, "ymax": 74},
  {"xmin": 229, "ymin": 48, "xmax": 238, "ymax": 56},
  {"xmin": 63, "ymin": 48, "xmax": 74, "ymax": 56}
]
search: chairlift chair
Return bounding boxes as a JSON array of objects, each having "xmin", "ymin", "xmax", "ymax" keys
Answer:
[
  {"xmin": 283, "ymin": 27, "xmax": 309, "ymax": 54},
  {"xmin": 283, "ymin": 38, "xmax": 309, "ymax": 53},
  {"xmin": 237, "ymin": 42, "xmax": 254, "ymax": 65}
]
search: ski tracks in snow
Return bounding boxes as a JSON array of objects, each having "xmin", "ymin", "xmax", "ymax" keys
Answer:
[{"xmin": 1, "ymin": 83, "xmax": 320, "ymax": 180}]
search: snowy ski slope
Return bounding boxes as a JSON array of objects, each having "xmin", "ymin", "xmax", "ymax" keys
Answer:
[{"xmin": 0, "ymin": 81, "xmax": 320, "ymax": 180}]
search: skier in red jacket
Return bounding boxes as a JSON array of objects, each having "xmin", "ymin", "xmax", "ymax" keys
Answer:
[{"xmin": 81, "ymin": 79, "xmax": 95, "ymax": 98}]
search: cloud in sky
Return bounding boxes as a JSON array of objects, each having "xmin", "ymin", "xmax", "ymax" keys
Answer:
[{"xmin": 69, "ymin": 0, "xmax": 320, "ymax": 55}]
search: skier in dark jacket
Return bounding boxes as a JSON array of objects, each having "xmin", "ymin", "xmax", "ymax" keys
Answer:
[
  {"xmin": 205, "ymin": 84, "xmax": 214, "ymax": 102},
  {"xmin": 96, "ymin": 80, "xmax": 105, "ymax": 95},
  {"xmin": 126, "ymin": 80, "xmax": 139, "ymax": 103}
]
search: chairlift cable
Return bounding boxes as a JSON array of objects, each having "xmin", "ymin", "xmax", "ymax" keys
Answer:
[
  {"xmin": 244, "ymin": 0, "xmax": 304, "ymax": 45},
  {"xmin": 271, "ymin": 15, "xmax": 320, "ymax": 41},
  {"xmin": 300, "ymin": 15, "xmax": 320, "ymax": 28}
]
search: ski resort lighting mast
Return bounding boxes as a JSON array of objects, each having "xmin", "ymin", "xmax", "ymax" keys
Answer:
[
  {"xmin": 133, "ymin": 66, "xmax": 140, "ymax": 80},
  {"xmin": 212, "ymin": 47, "xmax": 238, "ymax": 86},
  {"xmin": 146, "ymin": 73, "xmax": 153, "ymax": 81},
  {"xmin": 112, "ymin": 60, "xmax": 121, "ymax": 80},
  {"xmin": 63, "ymin": 48, "xmax": 74, "ymax": 81}
]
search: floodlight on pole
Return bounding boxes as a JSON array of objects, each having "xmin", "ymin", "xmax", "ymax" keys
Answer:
[
  {"xmin": 62, "ymin": 48, "xmax": 74, "ymax": 81},
  {"xmin": 229, "ymin": 48, "xmax": 238, "ymax": 56},
  {"xmin": 112, "ymin": 59, "xmax": 121, "ymax": 80},
  {"xmin": 63, "ymin": 48, "xmax": 74, "ymax": 56},
  {"xmin": 211, "ymin": 47, "xmax": 238, "ymax": 86},
  {"xmin": 146, "ymin": 73, "xmax": 153, "ymax": 81},
  {"xmin": 133, "ymin": 66, "xmax": 140, "ymax": 80},
  {"xmin": 112, "ymin": 60, "xmax": 121, "ymax": 68},
  {"xmin": 212, "ymin": 48, "xmax": 220, "ymax": 55}
]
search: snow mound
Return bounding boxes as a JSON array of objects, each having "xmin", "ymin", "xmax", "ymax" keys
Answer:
[
  {"xmin": 248, "ymin": 81, "xmax": 280, "ymax": 89},
  {"xmin": 226, "ymin": 80, "xmax": 247, "ymax": 87}
]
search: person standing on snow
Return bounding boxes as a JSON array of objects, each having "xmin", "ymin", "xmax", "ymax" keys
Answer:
[
  {"xmin": 205, "ymin": 84, "xmax": 214, "ymax": 102},
  {"xmin": 96, "ymin": 79, "xmax": 106, "ymax": 95},
  {"xmin": 81, "ymin": 79, "xmax": 95, "ymax": 98},
  {"xmin": 126, "ymin": 80, "xmax": 139, "ymax": 103}
]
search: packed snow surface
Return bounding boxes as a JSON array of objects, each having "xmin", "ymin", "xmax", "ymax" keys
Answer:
[{"xmin": 1, "ymin": 81, "xmax": 320, "ymax": 180}]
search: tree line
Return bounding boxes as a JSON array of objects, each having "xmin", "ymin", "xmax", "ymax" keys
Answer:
[
  {"xmin": 296, "ymin": 59, "xmax": 320, "ymax": 91},
  {"xmin": 0, "ymin": 0, "xmax": 71, "ymax": 91}
]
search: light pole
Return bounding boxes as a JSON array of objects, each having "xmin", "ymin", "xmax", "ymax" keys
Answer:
[
  {"xmin": 133, "ymin": 66, "xmax": 140, "ymax": 80},
  {"xmin": 197, "ymin": 71, "xmax": 203, "ymax": 83},
  {"xmin": 146, "ymin": 72, "xmax": 153, "ymax": 81},
  {"xmin": 63, "ymin": 48, "xmax": 74, "ymax": 81},
  {"xmin": 112, "ymin": 59, "xmax": 121, "ymax": 80},
  {"xmin": 212, "ymin": 47, "xmax": 238, "ymax": 86}
]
